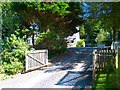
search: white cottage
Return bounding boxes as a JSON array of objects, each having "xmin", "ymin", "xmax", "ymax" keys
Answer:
[{"xmin": 66, "ymin": 32, "xmax": 80, "ymax": 47}]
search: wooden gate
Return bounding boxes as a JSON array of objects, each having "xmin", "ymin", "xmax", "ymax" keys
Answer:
[{"xmin": 25, "ymin": 50, "xmax": 48, "ymax": 71}]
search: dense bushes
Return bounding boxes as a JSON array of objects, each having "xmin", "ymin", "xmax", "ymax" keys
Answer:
[
  {"xmin": 0, "ymin": 34, "xmax": 29, "ymax": 75},
  {"xmin": 76, "ymin": 39, "xmax": 85, "ymax": 47},
  {"xmin": 35, "ymin": 30, "xmax": 67, "ymax": 58}
]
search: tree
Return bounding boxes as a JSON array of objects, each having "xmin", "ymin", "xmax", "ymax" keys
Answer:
[
  {"xmin": 2, "ymin": 3, "xmax": 23, "ymax": 39},
  {"xmin": 83, "ymin": 2, "xmax": 120, "ymax": 42},
  {"xmin": 10, "ymin": 2, "xmax": 84, "ymax": 48},
  {"xmin": 1, "ymin": 3, "xmax": 29, "ymax": 75},
  {"xmin": 95, "ymin": 29, "xmax": 111, "ymax": 45},
  {"xmin": 11, "ymin": 2, "xmax": 84, "ymax": 35},
  {"xmin": 79, "ymin": 25, "xmax": 86, "ymax": 39}
]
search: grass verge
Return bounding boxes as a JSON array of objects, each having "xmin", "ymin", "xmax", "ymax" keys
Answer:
[{"xmin": 94, "ymin": 71, "xmax": 118, "ymax": 89}]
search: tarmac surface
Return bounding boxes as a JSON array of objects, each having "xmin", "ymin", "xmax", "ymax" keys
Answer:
[{"xmin": 0, "ymin": 47, "xmax": 95, "ymax": 90}]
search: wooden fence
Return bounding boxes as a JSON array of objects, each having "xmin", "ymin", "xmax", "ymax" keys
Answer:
[
  {"xmin": 25, "ymin": 50, "xmax": 48, "ymax": 72},
  {"xmin": 92, "ymin": 48, "xmax": 117, "ymax": 80}
]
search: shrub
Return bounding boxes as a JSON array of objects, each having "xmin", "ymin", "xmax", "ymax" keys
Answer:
[
  {"xmin": 2, "ymin": 62, "xmax": 24, "ymax": 75},
  {"xmin": 1, "ymin": 34, "xmax": 29, "ymax": 75},
  {"xmin": 0, "ymin": 66, "xmax": 5, "ymax": 74},
  {"xmin": 76, "ymin": 39, "xmax": 85, "ymax": 47},
  {"xmin": 35, "ymin": 30, "xmax": 67, "ymax": 58}
]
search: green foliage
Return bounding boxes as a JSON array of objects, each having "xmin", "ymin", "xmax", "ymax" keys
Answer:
[
  {"xmin": 0, "ymin": 66, "xmax": 5, "ymax": 74},
  {"xmin": 11, "ymin": 2, "xmax": 83, "ymax": 36},
  {"xmin": 84, "ymin": 19, "xmax": 112, "ymax": 45},
  {"xmin": 1, "ymin": 34, "xmax": 29, "ymax": 75},
  {"xmin": 84, "ymin": 2, "xmax": 120, "ymax": 41},
  {"xmin": 2, "ymin": 3, "xmax": 23, "ymax": 39},
  {"xmin": 94, "ymin": 54, "xmax": 119, "ymax": 89},
  {"xmin": 35, "ymin": 30, "xmax": 66, "ymax": 50},
  {"xmin": 95, "ymin": 29, "xmax": 111, "ymax": 45},
  {"xmin": 0, "ymin": 73, "xmax": 13, "ymax": 80},
  {"xmin": 84, "ymin": 20, "xmax": 101, "ymax": 44},
  {"xmin": 35, "ymin": 30, "xmax": 67, "ymax": 58},
  {"xmin": 76, "ymin": 39, "xmax": 85, "ymax": 47},
  {"xmin": 79, "ymin": 25, "xmax": 87, "ymax": 39},
  {"xmin": 94, "ymin": 70, "xmax": 118, "ymax": 89},
  {"xmin": 40, "ymin": 2, "xmax": 70, "ymax": 16},
  {"xmin": 2, "ymin": 62, "xmax": 23, "ymax": 75}
]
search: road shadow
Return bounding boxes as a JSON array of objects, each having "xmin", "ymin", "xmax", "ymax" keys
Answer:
[
  {"xmin": 44, "ymin": 52, "xmax": 87, "ymax": 73},
  {"xmin": 43, "ymin": 48, "xmax": 93, "ymax": 89},
  {"xmin": 55, "ymin": 62, "xmax": 93, "ymax": 90},
  {"xmin": 56, "ymin": 70, "xmax": 92, "ymax": 85}
]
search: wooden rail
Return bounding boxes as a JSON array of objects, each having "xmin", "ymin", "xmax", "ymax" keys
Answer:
[
  {"xmin": 92, "ymin": 48, "xmax": 117, "ymax": 81},
  {"xmin": 25, "ymin": 50, "xmax": 48, "ymax": 72}
]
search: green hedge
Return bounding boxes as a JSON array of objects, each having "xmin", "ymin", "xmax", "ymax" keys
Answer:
[{"xmin": 0, "ymin": 34, "xmax": 29, "ymax": 75}]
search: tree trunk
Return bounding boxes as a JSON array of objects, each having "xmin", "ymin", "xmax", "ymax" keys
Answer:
[
  {"xmin": 32, "ymin": 33, "xmax": 34, "ymax": 48},
  {"xmin": 112, "ymin": 27, "xmax": 116, "ymax": 41}
]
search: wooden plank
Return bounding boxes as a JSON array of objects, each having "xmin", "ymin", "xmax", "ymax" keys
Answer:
[
  {"xmin": 26, "ymin": 50, "xmax": 48, "ymax": 54},
  {"xmin": 25, "ymin": 51, "xmax": 29, "ymax": 71},
  {"xmin": 25, "ymin": 49, "xmax": 48, "ymax": 72},
  {"xmin": 92, "ymin": 48, "xmax": 115, "ymax": 78},
  {"xmin": 27, "ymin": 54, "xmax": 45, "ymax": 65},
  {"xmin": 25, "ymin": 64, "xmax": 47, "ymax": 72},
  {"xmin": 45, "ymin": 50, "xmax": 48, "ymax": 65},
  {"xmin": 92, "ymin": 49, "xmax": 97, "ymax": 87}
]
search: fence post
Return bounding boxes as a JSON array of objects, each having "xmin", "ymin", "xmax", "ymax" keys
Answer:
[
  {"xmin": 45, "ymin": 49, "xmax": 48, "ymax": 65},
  {"xmin": 25, "ymin": 51, "xmax": 28, "ymax": 72},
  {"xmin": 92, "ymin": 49, "xmax": 97, "ymax": 88},
  {"xmin": 118, "ymin": 47, "xmax": 120, "ymax": 66},
  {"xmin": 118, "ymin": 47, "xmax": 120, "ymax": 88}
]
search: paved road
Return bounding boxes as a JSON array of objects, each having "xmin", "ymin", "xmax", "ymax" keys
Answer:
[{"xmin": 0, "ymin": 47, "xmax": 95, "ymax": 90}]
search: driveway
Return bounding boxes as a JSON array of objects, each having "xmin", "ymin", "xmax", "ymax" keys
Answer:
[{"xmin": 0, "ymin": 47, "xmax": 95, "ymax": 90}]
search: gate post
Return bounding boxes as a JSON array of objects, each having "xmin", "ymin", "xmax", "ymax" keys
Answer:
[
  {"xmin": 92, "ymin": 49, "xmax": 97, "ymax": 88},
  {"xmin": 118, "ymin": 47, "xmax": 120, "ymax": 67},
  {"xmin": 45, "ymin": 49, "xmax": 48, "ymax": 65},
  {"xmin": 25, "ymin": 51, "xmax": 28, "ymax": 72},
  {"xmin": 118, "ymin": 47, "xmax": 120, "ymax": 88}
]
